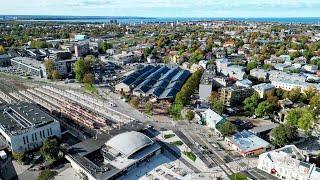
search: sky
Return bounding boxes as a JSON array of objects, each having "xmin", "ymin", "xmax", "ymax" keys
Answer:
[{"xmin": 1, "ymin": 0, "xmax": 320, "ymax": 18}]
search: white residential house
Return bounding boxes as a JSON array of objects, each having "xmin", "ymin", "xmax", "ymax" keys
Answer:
[
  {"xmin": 257, "ymin": 145, "xmax": 320, "ymax": 180},
  {"xmin": 250, "ymin": 68, "xmax": 268, "ymax": 81},
  {"xmin": 201, "ymin": 109, "xmax": 226, "ymax": 130},
  {"xmin": 252, "ymin": 83, "xmax": 275, "ymax": 98}
]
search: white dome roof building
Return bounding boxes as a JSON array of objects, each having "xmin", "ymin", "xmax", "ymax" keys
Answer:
[
  {"xmin": 101, "ymin": 131, "xmax": 161, "ymax": 173},
  {"xmin": 105, "ymin": 131, "xmax": 154, "ymax": 158}
]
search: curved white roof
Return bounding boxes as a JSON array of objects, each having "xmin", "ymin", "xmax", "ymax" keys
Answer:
[{"xmin": 106, "ymin": 131, "xmax": 153, "ymax": 157}]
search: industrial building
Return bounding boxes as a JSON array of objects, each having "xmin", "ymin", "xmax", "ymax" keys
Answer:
[
  {"xmin": 116, "ymin": 65, "xmax": 191, "ymax": 100},
  {"xmin": 11, "ymin": 57, "xmax": 44, "ymax": 78},
  {"xmin": 199, "ymin": 70, "xmax": 215, "ymax": 101},
  {"xmin": 225, "ymin": 130, "xmax": 272, "ymax": 157},
  {"xmin": 65, "ymin": 131, "xmax": 161, "ymax": 180},
  {"xmin": 0, "ymin": 102, "xmax": 61, "ymax": 152},
  {"xmin": 258, "ymin": 145, "xmax": 320, "ymax": 180}
]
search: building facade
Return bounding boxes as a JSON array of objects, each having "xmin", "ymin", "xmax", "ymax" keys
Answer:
[
  {"xmin": 257, "ymin": 145, "xmax": 320, "ymax": 180},
  {"xmin": 199, "ymin": 70, "xmax": 215, "ymax": 101},
  {"xmin": 0, "ymin": 102, "xmax": 61, "ymax": 152},
  {"xmin": 11, "ymin": 57, "xmax": 44, "ymax": 78},
  {"xmin": 218, "ymin": 86, "xmax": 253, "ymax": 106}
]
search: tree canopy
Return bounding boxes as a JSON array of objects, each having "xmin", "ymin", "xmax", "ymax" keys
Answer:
[
  {"xmin": 40, "ymin": 138, "xmax": 61, "ymax": 162},
  {"xmin": 243, "ymin": 93, "xmax": 260, "ymax": 115},
  {"xmin": 271, "ymin": 124, "xmax": 297, "ymax": 147},
  {"xmin": 74, "ymin": 56, "xmax": 93, "ymax": 82},
  {"xmin": 286, "ymin": 107, "xmax": 316, "ymax": 131},
  {"xmin": 43, "ymin": 59, "xmax": 55, "ymax": 79},
  {"xmin": 217, "ymin": 121, "xmax": 237, "ymax": 136}
]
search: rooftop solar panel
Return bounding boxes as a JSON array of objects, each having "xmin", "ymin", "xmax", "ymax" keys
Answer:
[
  {"xmin": 171, "ymin": 70, "xmax": 191, "ymax": 82},
  {"xmin": 166, "ymin": 81, "xmax": 182, "ymax": 90},
  {"xmin": 146, "ymin": 66, "xmax": 170, "ymax": 80},
  {"xmin": 158, "ymin": 67, "xmax": 180, "ymax": 82},
  {"xmin": 131, "ymin": 66, "xmax": 159, "ymax": 87},
  {"xmin": 159, "ymin": 88, "xmax": 180, "ymax": 99}
]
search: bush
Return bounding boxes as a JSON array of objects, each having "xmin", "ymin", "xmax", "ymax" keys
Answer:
[
  {"xmin": 40, "ymin": 138, "xmax": 61, "ymax": 163},
  {"xmin": 229, "ymin": 172, "xmax": 248, "ymax": 180},
  {"xmin": 217, "ymin": 121, "xmax": 237, "ymax": 136},
  {"xmin": 170, "ymin": 141, "xmax": 183, "ymax": 146},
  {"xmin": 12, "ymin": 152, "xmax": 26, "ymax": 164},
  {"xmin": 164, "ymin": 134, "xmax": 175, "ymax": 139},
  {"xmin": 37, "ymin": 170, "xmax": 57, "ymax": 180},
  {"xmin": 183, "ymin": 151, "xmax": 196, "ymax": 161},
  {"xmin": 84, "ymin": 83, "xmax": 97, "ymax": 94}
]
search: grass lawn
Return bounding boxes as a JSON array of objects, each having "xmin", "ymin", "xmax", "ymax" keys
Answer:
[
  {"xmin": 84, "ymin": 83, "xmax": 97, "ymax": 94},
  {"xmin": 164, "ymin": 134, "xmax": 175, "ymax": 139},
  {"xmin": 229, "ymin": 172, "xmax": 248, "ymax": 180},
  {"xmin": 183, "ymin": 151, "xmax": 196, "ymax": 162},
  {"xmin": 170, "ymin": 141, "xmax": 183, "ymax": 146}
]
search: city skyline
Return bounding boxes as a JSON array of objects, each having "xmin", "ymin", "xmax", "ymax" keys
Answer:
[{"xmin": 1, "ymin": 0, "xmax": 320, "ymax": 18}]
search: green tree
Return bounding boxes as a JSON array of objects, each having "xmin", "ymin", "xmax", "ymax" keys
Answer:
[
  {"xmin": 74, "ymin": 58, "xmax": 92, "ymax": 82},
  {"xmin": 212, "ymin": 100, "xmax": 225, "ymax": 114},
  {"xmin": 243, "ymin": 94, "xmax": 260, "ymax": 115},
  {"xmin": 286, "ymin": 108, "xmax": 316, "ymax": 131},
  {"xmin": 30, "ymin": 40, "xmax": 50, "ymax": 49},
  {"xmin": 44, "ymin": 59, "xmax": 55, "ymax": 79},
  {"xmin": 130, "ymin": 97, "xmax": 139, "ymax": 108},
  {"xmin": 284, "ymin": 87, "xmax": 301, "ymax": 102},
  {"xmin": 37, "ymin": 170, "xmax": 57, "ymax": 180},
  {"xmin": 255, "ymin": 101, "xmax": 274, "ymax": 117},
  {"xmin": 246, "ymin": 61, "xmax": 258, "ymax": 71},
  {"xmin": 217, "ymin": 121, "xmax": 237, "ymax": 136},
  {"xmin": 51, "ymin": 70, "xmax": 60, "ymax": 80},
  {"xmin": 169, "ymin": 103, "xmax": 183, "ymax": 120},
  {"xmin": 271, "ymin": 124, "xmax": 297, "ymax": 147},
  {"xmin": 310, "ymin": 93, "xmax": 320, "ymax": 113},
  {"xmin": 304, "ymin": 86, "xmax": 317, "ymax": 102},
  {"xmin": 40, "ymin": 138, "xmax": 61, "ymax": 162},
  {"xmin": 185, "ymin": 110, "xmax": 195, "ymax": 121},
  {"xmin": 0, "ymin": 45, "xmax": 6, "ymax": 54},
  {"xmin": 145, "ymin": 102, "xmax": 153, "ymax": 114},
  {"xmin": 83, "ymin": 73, "xmax": 95, "ymax": 84},
  {"xmin": 12, "ymin": 152, "xmax": 26, "ymax": 164},
  {"xmin": 99, "ymin": 42, "xmax": 112, "ymax": 53}
]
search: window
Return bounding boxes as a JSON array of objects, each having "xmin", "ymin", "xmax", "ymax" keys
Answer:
[
  {"xmin": 47, "ymin": 129, "xmax": 50, "ymax": 136},
  {"xmin": 40, "ymin": 131, "xmax": 42, "ymax": 138},
  {"xmin": 50, "ymin": 128, "xmax": 52, "ymax": 135},
  {"xmin": 26, "ymin": 136, "xmax": 29, "ymax": 143},
  {"xmin": 35, "ymin": 133, "xmax": 37, "ymax": 141},
  {"xmin": 23, "ymin": 136, "xmax": 26, "ymax": 144}
]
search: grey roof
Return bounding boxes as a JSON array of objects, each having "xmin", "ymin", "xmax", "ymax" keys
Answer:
[
  {"xmin": 106, "ymin": 131, "xmax": 153, "ymax": 157},
  {"xmin": 228, "ymin": 130, "xmax": 270, "ymax": 152},
  {"xmin": 249, "ymin": 123, "xmax": 278, "ymax": 134},
  {"xmin": 0, "ymin": 102, "xmax": 57, "ymax": 136}
]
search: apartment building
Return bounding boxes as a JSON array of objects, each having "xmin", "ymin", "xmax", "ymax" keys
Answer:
[{"xmin": 218, "ymin": 86, "xmax": 253, "ymax": 106}]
